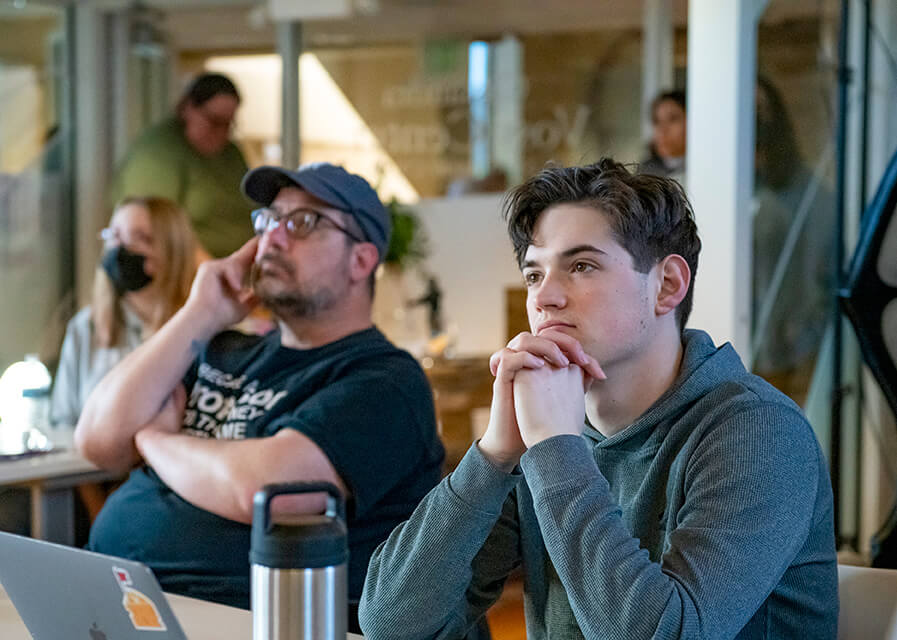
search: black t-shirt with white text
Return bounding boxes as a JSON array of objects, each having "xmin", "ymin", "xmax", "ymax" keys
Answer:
[{"xmin": 88, "ymin": 327, "xmax": 444, "ymax": 609}]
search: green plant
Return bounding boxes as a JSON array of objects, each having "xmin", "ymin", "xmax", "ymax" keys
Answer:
[{"xmin": 384, "ymin": 198, "xmax": 428, "ymax": 268}]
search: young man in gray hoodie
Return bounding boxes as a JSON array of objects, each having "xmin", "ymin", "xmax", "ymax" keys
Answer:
[{"xmin": 359, "ymin": 159, "xmax": 838, "ymax": 639}]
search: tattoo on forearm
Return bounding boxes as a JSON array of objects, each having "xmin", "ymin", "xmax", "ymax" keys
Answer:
[{"xmin": 190, "ymin": 339, "xmax": 208, "ymax": 356}]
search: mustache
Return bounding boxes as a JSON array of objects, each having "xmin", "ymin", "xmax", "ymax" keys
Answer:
[
  {"xmin": 256, "ymin": 252, "xmax": 294, "ymax": 272},
  {"xmin": 250, "ymin": 252, "xmax": 295, "ymax": 286}
]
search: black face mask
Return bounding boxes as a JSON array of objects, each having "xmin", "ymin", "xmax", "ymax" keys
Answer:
[{"xmin": 101, "ymin": 245, "xmax": 153, "ymax": 293}]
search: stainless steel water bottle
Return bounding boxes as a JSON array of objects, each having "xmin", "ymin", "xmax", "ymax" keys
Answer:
[{"xmin": 250, "ymin": 482, "xmax": 348, "ymax": 640}]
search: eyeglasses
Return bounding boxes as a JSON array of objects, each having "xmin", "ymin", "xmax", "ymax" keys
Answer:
[
  {"xmin": 251, "ymin": 207, "xmax": 364, "ymax": 243},
  {"xmin": 98, "ymin": 226, "xmax": 153, "ymax": 248},
  {"xmin": 98, "ymin": 227, "xmax": 118, "ymax": 244}
]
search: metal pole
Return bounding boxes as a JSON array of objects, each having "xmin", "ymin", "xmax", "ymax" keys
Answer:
[
  {"xmin": 109, "ymin": 11, "xmax": 130, "ymax": 165},
  {"xmin": 832, "ymin": 0, "xmax": 851, "ymax": 547},
  {"xmin": 851, "ymin": 0, "xmax": 873, "ymax": 555},
  {"xmin": 642, "ymin": 0, "xmax": 674, "ymax": 140},
  {"xmin": 277, "ymin": 21, "xmax": 302, "ymax": 169},
  {"xmin": 860, "ymin": 1, "xmax": 871, "ymax": 217},
  {"xmin": 62, "ymin": 6, "xmax": 78, "ymax": 312}
]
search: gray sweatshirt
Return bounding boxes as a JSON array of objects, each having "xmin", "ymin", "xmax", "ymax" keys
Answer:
[{"xmin": 359, "ymin": 330, "xmax": 837, "ymax": 639}]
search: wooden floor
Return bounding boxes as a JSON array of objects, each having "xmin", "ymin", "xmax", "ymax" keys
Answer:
[{"xmin": 485, "ymin": 577, "xmax": 527, "ymax": 640}]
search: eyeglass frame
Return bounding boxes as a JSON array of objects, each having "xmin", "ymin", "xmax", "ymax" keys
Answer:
[
  {"xmin": 97, "ymin": 226, "xmax": 154, "ymax": 249},
  {"xmin": 250, "ymin": 206, "xmax": 366, "ymax": 244}
]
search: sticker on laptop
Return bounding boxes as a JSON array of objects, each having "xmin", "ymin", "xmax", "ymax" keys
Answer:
[{"xmin": 112, "ymin": 567, "xmax": 167, "ymax": 631}]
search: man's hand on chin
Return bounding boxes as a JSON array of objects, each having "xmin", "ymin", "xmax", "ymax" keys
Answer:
[{"xmin": 184, "ymin": 236, "xmax": 260, "ymax": 336}]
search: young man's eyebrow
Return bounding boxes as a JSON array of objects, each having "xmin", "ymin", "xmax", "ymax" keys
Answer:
[
  {"xmin": 561, "ymin": 244, "xmax": 606, "ymax": 259},
  {"xmin": 523, "ymin": 244, "xmax": 606, "ymax": 269}
]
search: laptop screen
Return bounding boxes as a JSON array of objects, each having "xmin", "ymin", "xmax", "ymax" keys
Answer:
[{"xmin": 0, "ymin": 532, "xmax": 186, "ymax": 640}]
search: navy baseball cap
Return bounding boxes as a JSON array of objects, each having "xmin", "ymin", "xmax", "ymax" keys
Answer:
[{"xmin": 241, "ymin": 162, "xmax": 391, "ymax": 262}]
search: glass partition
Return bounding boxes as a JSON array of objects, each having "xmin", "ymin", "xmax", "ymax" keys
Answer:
[
  {"xmin": 0, "ymin": 6, "xmax": 73, "ymax": 374},
  {"xmin": 754, "ymin": 0, "xmax": 875, "ymax": 550},
  {"xmin": 753, "ymin": 4, "xmax": 840, "ymax": 409},
  {"xmin": 196, "ymin": 25, "xmax": 684, "ymax": 200}
]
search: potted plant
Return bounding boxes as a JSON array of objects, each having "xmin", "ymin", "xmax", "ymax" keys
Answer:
[{"xmin": 383, "ymin": 198, "xmax": 428, "ymax": 269}]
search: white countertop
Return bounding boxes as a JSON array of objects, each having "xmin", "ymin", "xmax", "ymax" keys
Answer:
[{"xmin": 0, "ymin": 427, "xmax": 99, "ymax": 486}]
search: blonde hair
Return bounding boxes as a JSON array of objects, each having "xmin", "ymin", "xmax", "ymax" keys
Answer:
[{"xmin": 92, "ymin": 196, "xmax": 198, "ymax": 347}]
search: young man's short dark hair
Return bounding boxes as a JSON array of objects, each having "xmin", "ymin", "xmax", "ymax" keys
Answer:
[{"xmin": 503, "ymin": 158, "xmax": 701, "ymax": 332}]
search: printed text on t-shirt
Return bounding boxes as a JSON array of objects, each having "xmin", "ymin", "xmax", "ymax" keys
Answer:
[{"xmin": 182, "ymin": 364, "xmax": 288, "ymax": 439}]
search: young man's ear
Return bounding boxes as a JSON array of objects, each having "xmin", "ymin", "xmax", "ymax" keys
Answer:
[
  {"xmin": 654, "ymin": 254, "xmax": 690, "ymax": 317},
  {"xmin": 350, "ymin": 243, "xmax": 381, "ymax": 283}
]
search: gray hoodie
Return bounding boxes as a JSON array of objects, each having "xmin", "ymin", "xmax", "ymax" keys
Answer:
[{"xmin": 360, "ymin": 329, "xmax": 837, "ymax": 639}]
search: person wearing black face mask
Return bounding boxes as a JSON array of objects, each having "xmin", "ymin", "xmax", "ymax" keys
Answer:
[
  {"xmin": 50, "ymin": 196, "xmax": 198, "ymax": 529},
  {"xmin": 100, "ymin": 244, "xmax": 154, "ymax": 294}
]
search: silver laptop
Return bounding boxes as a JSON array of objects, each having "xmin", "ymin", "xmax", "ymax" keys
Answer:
[{"xmin": 0, "ymin": 531, "xmax": 187, "ymax": 639}]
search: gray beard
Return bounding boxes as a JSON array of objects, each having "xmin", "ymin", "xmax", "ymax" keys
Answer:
[
  {"xmin": 259, "ymin": 287, "xmax": 339, "ymax": 319},
  {"xmin": 250, "ymin": 256, "xmax": 344, "ymax": 320}
]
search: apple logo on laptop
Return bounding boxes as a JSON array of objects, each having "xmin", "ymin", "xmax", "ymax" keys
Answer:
[{"xmin": 89, "ymin": 622, "xmax": 106, "ymax": 640}]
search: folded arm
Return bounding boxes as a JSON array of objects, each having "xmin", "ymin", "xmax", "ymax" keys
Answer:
[
  {"xmin": 74, "ymin": 308, "xmax": 214, "ymax": 471},
  {"xmin": 131, "ymin": 354, "xmax": 430, "ymax": 525},
  {"xmin": 134, "ymin": 427, "xmax": 346, "ymax": 524}
]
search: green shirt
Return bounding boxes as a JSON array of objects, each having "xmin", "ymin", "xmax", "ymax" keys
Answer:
[{"xmin": 108, "ymin": 117, "xmax": 252, "ymax": 258}]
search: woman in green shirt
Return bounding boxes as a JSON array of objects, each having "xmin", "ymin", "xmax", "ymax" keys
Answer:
[{"xmin": 108, "ymin": 73, "xmax": 252, "ymax": 258}]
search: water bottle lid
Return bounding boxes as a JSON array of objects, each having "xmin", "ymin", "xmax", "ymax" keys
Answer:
[
  {"xmin": 250, "ymin": 514, "xmax": 348, "ymax": 568},
  {"xmin": 249, "ymin": 483, "xmax": 348, "ymax": 569}
]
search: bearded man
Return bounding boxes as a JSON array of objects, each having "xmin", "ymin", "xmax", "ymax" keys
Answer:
[{"xmin": 75, "ymin": 163, "xmax": 444, "ymax": 628}]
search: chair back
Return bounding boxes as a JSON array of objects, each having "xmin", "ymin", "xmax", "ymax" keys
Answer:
[{"xmin": 838, "ymin": 564, "xmax": 897, "ymax": 639}]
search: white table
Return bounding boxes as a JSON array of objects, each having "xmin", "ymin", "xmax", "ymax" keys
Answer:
[
  {"xmin": 0, "ymin": 584, "xmax": 363, "ymax": 639},
  {"xmin": 0, "ymin": 428, "xmax": 117, "ymax": 543}
]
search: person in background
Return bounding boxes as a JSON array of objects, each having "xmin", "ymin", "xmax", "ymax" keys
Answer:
[
  {"xmin": 752, "ymin": 75, "xmax": 835, "ymax": 405},
  {"xmin": 360, "ymin": 159, "xmax": 837, "ymax": 639},
  {"xmin": 108, "ymin": 73, "xmax": 251, "ymax": 259},
  {"xmin": 52, "ymin": 196, "xmax": 198, "ymax": 520},
  {"xmin": 74, "ymin": 163, "xmax": 444, "ymax": 630},
  {"xmin": 639, "ymin": 89, "xmax": 687, "ymax": 183}
]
